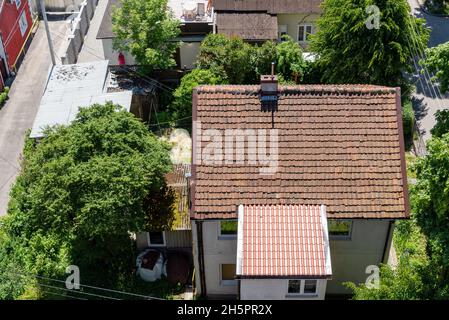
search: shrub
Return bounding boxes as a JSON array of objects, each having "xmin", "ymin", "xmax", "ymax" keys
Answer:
[
  {"xmin": 0, "ymin": 86, "xmax": 10, "ymax": 107},
  {"xmin": 169, "ymin": 69, "xmax": 227, "ymax": 124}
]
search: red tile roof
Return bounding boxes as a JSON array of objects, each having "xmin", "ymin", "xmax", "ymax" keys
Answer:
[
  {"xmin": 236, "ymin": 204, "xmax": 331, "ymax": 278},
  {"xmin": 191, "ymin": 84, "xmax": 410, "ymax": 220}
]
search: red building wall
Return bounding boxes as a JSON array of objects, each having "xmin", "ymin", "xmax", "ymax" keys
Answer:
[{"xmin": 0, "ymin": 0, "xmax": 33, "ymax": 81}]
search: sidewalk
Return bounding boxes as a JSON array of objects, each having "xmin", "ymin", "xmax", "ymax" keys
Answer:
[{"xmin": 0, "ymin": 20, "xmax": 68, "ymax": 216}]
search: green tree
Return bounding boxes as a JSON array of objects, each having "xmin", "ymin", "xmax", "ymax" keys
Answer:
[
  {"xmin": 249, "ymin": 41, "xmax": 277, "ymax": 82},
  {"xmin": 411, "ymin": 133, "xmax": 449, "ymax": 298},
  {"xmin": 430, "ymin": 109, "xmax": 449, "ymax": 137},
  {"xmin": 424, "ymin": 0, "xmax": 449, "ymax": 14},
  {"xmin": 421, "ymin": 41, "xmax": 449, "ymax": 93},
  {"xmin": 276, "ymin": 35, "xmax": 307, "ymax": 83},
  {"xmin": 196, "ymin": 34, "xmax": 253, "ymax": 84},
  {"xmin": 311, "ymin": 0, "xmax": 429, "ymax": 88},
  {"xmin": 0, "ymin": 103, "xmax": 174, "ymax": 298},
  {"xmin": 112, "ymin": 0, "xmax": 180, "ymax": 72},
  {"xmin": 169, "ymin": 69, "xmax": 227, "ymax": 124}
]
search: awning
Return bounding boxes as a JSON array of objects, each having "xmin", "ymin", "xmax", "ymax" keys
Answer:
[{"xmin": 236, "ymin": 204, "xmax": 332, "ymax": 278}]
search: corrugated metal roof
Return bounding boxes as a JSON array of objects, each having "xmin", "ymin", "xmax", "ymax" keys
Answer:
[
  {"xmin": 31, "ymin": 61, "xmax": 133, "ymax": 138},
  {"xmin": 236, "ymin": 204, "xmax": 332, "ymax": 278}
]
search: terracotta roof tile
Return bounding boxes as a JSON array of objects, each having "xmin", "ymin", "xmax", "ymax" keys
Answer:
[
  {"xmin": 191, "ymin": 85, "xmax": 409, "ymax": 220},
  {"xmin": 236, "ymin": 204, "xmax": 331, "ymax": 278}
]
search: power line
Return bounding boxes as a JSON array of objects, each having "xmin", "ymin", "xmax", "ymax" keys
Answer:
[
  {"xmin": 4, "ymin": 269, "xmax": 165, "ymax": 300},
  {"xmin": 40, "ymin": 289, "xmax": 88, "ymax": 300}
]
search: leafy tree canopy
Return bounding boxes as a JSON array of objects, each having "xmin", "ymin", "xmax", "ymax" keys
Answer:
[
  {"xmin": 169, "ymin": 69, "xmax": 227, "ymax": 124},
  {"xmin": 421, "ymin": 41, "xmax": 449, "ymax": 93},
  {"xmin": 276, "ymin": 35, "xmax": 308, "ymax": 83},
  {"xmin": 0, "ymin": 103, "xmax": 174, "ymax": 298},
  {"xmin": 112, "ymin": 0, "xmax": 180, "ymax": 72},
  {"xmin": 197, "ymin": 34, "xmax": 308, "ymax": 84},
  {"xmin": 196, "ymin": 34, "xmax": 253, "ymax": 84},
  {"xmin": 430, "ymin": 109, "xmax": 449, "ymax": 138},
  {"xmin": 311, "ymin": 0, "xmax": 429, "ymax": 88},
  {"xmin": 411, "ymin": 133, "xmax": 449, "ymax": 297}
]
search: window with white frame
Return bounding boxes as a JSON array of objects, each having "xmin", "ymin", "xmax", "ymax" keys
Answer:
[
  {"xmin": 287, "ymin": 279, "xmax": 318, "ymax": 296},
  {"xmin": 220, "ymin": 264, "xmax": 237, "ymax": 285},
  {"xmin": 278, "ymin": 25, "xmax": 288, "ymax": 41},
  {"xmin": 218, "ymin": 220, "xmax": 238, "ymax": 239},
  {"xmin": 328, "ymin": 220, "xmax": 352, "ymax": 239},
  {"xmin": 15, "ymin": 0, "xmax": 21, "ymax": 10},
  {"xmin": 298, "ymin": 24, "xmax": 313, "ymax": 42},
  {"xmin": 18, "ymin": 11, "xmax": 28, "ymax": 37},
  {"xmin": 147, "ymin": 231, "xmax": 166, "ymax": 246}
]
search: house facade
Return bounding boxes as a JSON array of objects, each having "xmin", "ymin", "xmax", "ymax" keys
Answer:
[
  {"xmin": 96, "ymin": 0, "xmax": 214, "ymax": 70},
  {"xmin": 213, "ymin": 0, "xmax": 322, "ymax": 47},
  {"xmin": 190, "ymin": 80, "xmax": 409, "ymax": 299},
  {"xmin": 0, "ymin": 0, "xmax": 34, "ymax": 89}
]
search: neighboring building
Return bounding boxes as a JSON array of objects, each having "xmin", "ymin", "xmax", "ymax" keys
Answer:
[
  {"xmin": 213, "ymin": 0, "xmax": 322, "ymax": 47},
  {"xmin": 0, "ymin": 0, "xmax": 35, "ymax": 89},
  {"xmin": 30, "ymin": 61, "xmax": 133, "ymax": 138},
  {"xmin": 190, "ymin": 79, "xmax": 409, "ymax": 299},
  {"xmin": 96, "ymin": 0, "xmax": 214, "ymax": 69}
]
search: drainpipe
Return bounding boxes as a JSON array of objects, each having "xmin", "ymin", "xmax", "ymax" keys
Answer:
[
  {"xmin": 196, "ymin": 221, "xmax": 207, "ymax": 297},
  {"xmin": 381, "ymin": 220, "xmax": 394, "ymax": 263}
]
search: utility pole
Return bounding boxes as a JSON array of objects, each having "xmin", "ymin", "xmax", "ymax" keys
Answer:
[{"xmin": 39, "ymin": 0, "xmax": 56, "ymax": 65}]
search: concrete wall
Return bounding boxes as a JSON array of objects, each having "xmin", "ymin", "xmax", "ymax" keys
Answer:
[
  {"xmin": 101, "ymin": 38, "xmax": 136, "ymax": 66},
  {"xmin": 240, "ymin": 279, "xmax": 327, "ymax": 300},
  {"xmin": 102, "ymin": 39, "xmax": 199, "ymax": 69},
  {"xmin": 276, "ymin": 13, "xmax": 320, "ymax": 50},
  {"xmin": 60, "ymin": 0, "xmax": 97, "ymax": 64},
  {"xmin": 193, "ymin": 219, "xmax": 393, "ymax": 298},
  {"xmin": 192, "ymin": 220, "xmax": 239, "ymax": 297},
  {"xmin": 326, "ymin": 219, "xmax": 393, "ymax": 295}
]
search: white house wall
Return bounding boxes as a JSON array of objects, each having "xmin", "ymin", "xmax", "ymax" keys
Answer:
[
  {"xmin": 199, "ymin": 220, "xmax": 239, "ymax": 297},
  {"xmin": 194, "ymin": 219, "xmax": 393, "ymax": 298},
  {"xmin": 101, "ymin": 39, "xmax": 199, "ymax": 69},
  {"xmin": 326, "ymin": 219, "xmax": 393, "ymax": 295},
  {"xmin": 276, "ymin": 13, "xmax": 320, "ymax": 48},
  {"xmin": 101, "ymin": 39, "xmax": 135, "ymax": 66},
  {"xmin": 240, "ymin": 279, "xmax": 327, "ymax": 300}
]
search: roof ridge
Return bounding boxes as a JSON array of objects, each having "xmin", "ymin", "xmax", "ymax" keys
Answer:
[{"xmin": 196, "ymin": 84, "xmax": 397, "ymax": 95}]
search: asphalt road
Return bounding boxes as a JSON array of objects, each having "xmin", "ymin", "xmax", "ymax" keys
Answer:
[
  {"xmin": 0, "ymin": 21, "xmax": 67, "ymax": 216},
  {"xmin": 408, "ymin": 0, "xmax": 449, "ymax": 143}
]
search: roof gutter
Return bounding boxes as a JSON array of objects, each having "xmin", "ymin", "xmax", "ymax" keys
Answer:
[{"xmin": 395, "ymin": 87, "xmax": 411, "ymax": 218}]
